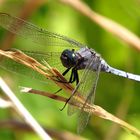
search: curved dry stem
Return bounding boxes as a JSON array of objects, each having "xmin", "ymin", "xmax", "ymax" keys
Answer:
[
  {"xmin": 1, "ymin": 49, "xmax": 140, "ymax": 138},
  {"xmin": 22, "ymin": 87, "xmax": 140, "ymax": 138}
]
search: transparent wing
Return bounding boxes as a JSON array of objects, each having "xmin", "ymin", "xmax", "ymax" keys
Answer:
[
  {"xmin": 67, "ymin": 57, "xmax": 101, "ymax": 133},
  {"xmin": 0, "ymin": 50, "xmax": 68, "ymax": 83},
  {"xmin": 67, "ymin": 59, "xmax": 97, "ymax": 115},
  {"xmin": 77, "ymin": 63, "xmax": 101, "ymax": 133},
  {"xmin": 0, "ymin": 13, "xmax": 86, "ymax": 51}
]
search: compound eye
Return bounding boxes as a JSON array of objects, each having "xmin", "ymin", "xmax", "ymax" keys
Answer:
[{"xmin": 63, "ymin": 53, "xmax": 67, "ymax": 57}]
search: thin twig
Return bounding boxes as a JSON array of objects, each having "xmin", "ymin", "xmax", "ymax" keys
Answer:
[
  {"xmin": 0, "ymin": 77, "xmax": 52, "ymax": 140},
  {"xmin": 59, "ymin": 0, "xmax": 140, "ymax": 51}
]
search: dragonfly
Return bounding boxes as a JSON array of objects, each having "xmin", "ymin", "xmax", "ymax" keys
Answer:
[{"xmin": 0, "ymin": 13, "xmax": 140, "ymax": 133}]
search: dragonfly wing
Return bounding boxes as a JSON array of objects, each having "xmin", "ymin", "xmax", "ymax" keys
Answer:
[
  {"xmin": 0, "ymin": 50, "xmax": 67, "ymax": 84},
  {"xmin": 77, "ymin": 62, "xmax": 101, "ymax": 133},
  {"xmin": 67, "ymin": 60, "xmax": 94, "ymax": 116},
  {"xmin": 67, "ymin": 56, "xmax": 101, "ymax": 133},
  {"xmin": 77, "ymin": 111, "xmax": 91, "ymax": 134},
  {"xmin": 0, "ymin": 13, "xmax": 86, "ymax": 51},
  {"xmin": 67, "ymin": 104, "xmax": 78, "ymax": 116}
]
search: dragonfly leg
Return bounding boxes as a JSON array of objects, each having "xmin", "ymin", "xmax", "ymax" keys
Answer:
[
  {"xmin": 62, "ymin": 67, "xmax": 71, "ymax": 76},
  {"xmin": 54, "ymin": 67, "xmax": 72, "ymax": 94},
  {"xmin": 74, "ymin": 70, "xmax": 79, "ymax": 85},
  {"xmin": 69, "ymin": 68, "xmax": 79, "ymax": 84},
  {"xmin": 54, "ymin": 67, "xmax": 72, "ymax": 83},
  {"xmin": 60, "ymin": 84, "xmax": 79, "ymax": 111},
  {"xmin": 52, "ymin": 67, "xmax": 71, "ymax": 84},
  {"xmin": 60, "ymin": 69, "xmax": 80, "ymax": 110},
  {"xmin": 54, "ymin": 88, "xmax": 62, "ymax": 94},
  {"xmin": 54, "ymin": 67, "xmax": 71, "ymax": 83},
  {"xmin": 69, "ymin": 69, "xmax": 74, "ymax": 83},
  {"xmin": 54, "ymin": 66, "xmax": 79, "ymax": 97},
  {"xmin": 60, "ymin": 97, "xmax": 71, "ymax": 111},
  {"xmin": 61, "ymin": 67, "xmax": 76, "ymax": 84}
]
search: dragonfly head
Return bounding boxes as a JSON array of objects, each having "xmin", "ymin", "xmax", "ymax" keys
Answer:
[{"xmin": 60, "ymin": 49, "xmax": 77, "ymax": 68}]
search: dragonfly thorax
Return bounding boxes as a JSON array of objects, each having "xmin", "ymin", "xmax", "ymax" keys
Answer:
[{"xmin": 60, "ymin": 49, "xmax": 78, "ymax": 68}]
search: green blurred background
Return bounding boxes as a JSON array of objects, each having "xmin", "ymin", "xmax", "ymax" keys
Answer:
[{"xmin": 0, "ymin": 0, "xmax": 140, "ymax": 140}]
